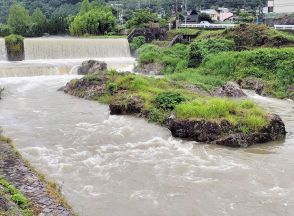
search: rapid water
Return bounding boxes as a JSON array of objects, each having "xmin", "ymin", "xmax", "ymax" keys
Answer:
[
  {"xmin": 0, "ymin": 76, "xmax": 293, "ymax": 216},
  {"xmin": 0, "ymin": 38, "xmax": 135, "ymax": 77}
]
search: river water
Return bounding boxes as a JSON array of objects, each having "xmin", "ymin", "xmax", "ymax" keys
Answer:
[{"xmin": 0, "ymin": 75, "xmax": 293, "ymax": 216}]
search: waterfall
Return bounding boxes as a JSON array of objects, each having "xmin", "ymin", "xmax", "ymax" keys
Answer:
[
  {"xmin": 0, "ymin": 38, "xmax": 134, "ymax": 77},
  {"xmin": 0, "ymin": 38, "xmax": 7, "ymax": 61},
  {"xmin": 24, "ymin": 38, "xmax": 131, "ymax": 60}
]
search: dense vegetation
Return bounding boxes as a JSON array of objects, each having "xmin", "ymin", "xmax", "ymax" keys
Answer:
[
  {"xmin": 137, "ymin": 24, "xmax": 294, "ymax": 99},
  {"xmin": 5, "ymin": 34, "xmax": 24, "ymax": 61}
]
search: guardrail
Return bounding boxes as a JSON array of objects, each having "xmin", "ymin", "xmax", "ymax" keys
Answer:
[
  {"xmin": 179, "ymin": 23, "xmax": 236, "ymax": 29},
  {"xmin": 274, "ymin": 25, "xmax": 294, "ymax": 30}
]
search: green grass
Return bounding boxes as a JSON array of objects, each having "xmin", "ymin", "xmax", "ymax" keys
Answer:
[
  {"xmin": 86, "ymin": 71, "xmax": 269, "ymax": 132},
  {"xmin": 175, "ymin": 98, "xmax": 267, "ymax": 131}
]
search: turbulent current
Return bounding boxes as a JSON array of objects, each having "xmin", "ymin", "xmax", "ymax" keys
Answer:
[{"xmin": 0, "ymin": 76, "xmax": 293, "ymax": 216}]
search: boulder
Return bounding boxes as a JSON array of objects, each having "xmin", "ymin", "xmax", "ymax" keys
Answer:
[
  {"xmin": 137, "ymin": 63, "xmax": 163, "ymax": 75},
  {"xmin": 78, "ymin": 60, "xmax": 107, "ymax": 75},
  {"xmin": 213, "ymin": 82, "xmax": 247, "ymax": 97},
  {"xmin": 239, "ymin": 78, "xmax": 265, "ymax": 95}
]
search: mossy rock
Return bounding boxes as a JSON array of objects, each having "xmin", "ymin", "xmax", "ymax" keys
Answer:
[{"xmin": 5, "ymin": 34, "xmax": 24, "ymax": 61}]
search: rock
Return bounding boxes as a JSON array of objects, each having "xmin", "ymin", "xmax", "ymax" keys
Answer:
[
  {"xmin": 64, "ymin": 75, "xmax": 106, "ymax": 99},
  {"xmin": 167, "ymin": 114, "xmax": 286, "ymax": 148},
  {"xmin": 183, "ymin": 84, "xmax": 210, "ymax": 96},
  {"xmin": 239, "ymin": 78, "xmax": 265, "ymax": 95},
  {"xmin": 213, "ymin": 82, "xmax": 246, "ymax": 97},
  {"xmin": 109, "ymin": 96, "xmax": 143, "ymax": 115},
  {"xmin": 286, "ymin": 86, "xmax": 294, "ymax": 100},
  {"xmin": 136, "ymin": 63, "xmax": 163, "ymax": 75},
  {"xmin": 77, "ymin": 60, "xmax": 107, "ymax": 75}
]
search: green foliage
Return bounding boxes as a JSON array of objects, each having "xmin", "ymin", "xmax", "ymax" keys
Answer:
[
  {"xmin": 80, "ymin": 0, "xmax": 91, "ymax": 15},
  {"xmin": 0, "ymin": 177, "xmax": 33, "ymax": 215},
  {"xmin": 155, "ymin": 91, "xmax": 186, "ymax": 110},
  {"xmin": 0, "ymin": 24, "xmax": 11, "ymax": 37},
  {"xmin": 30, "ymin": 8, "xmax": 48, "ymax": 36},
  {"xmin": 126, "ymin": 9, "xmax": 159, "ymax": 29},
  {"xmin": 5, "ymin": 34, "xmax": 24, "ymax": 61},
  {"xmin": 197, "ymin": 48, "xmax": 294, "ymax": 98},
  {"xmin": 7, "ymin": 3, "xmax": 31, "ymax": 36},
  {"xmin": 137, "ymin": 43, "xmax": 189, "ymax": 73},
  {"xmin": 223, "ymin": 24, "xmax": 294, "ymax": 48},
  {"xmin": 198, "ymin": 13, "xmax": 212, "ymax": 22},
  {"xmin": 237, "ymin": 11, "xmax": 255, "ymax": 23},
  {"xmin": 70, "ymin": 6, "xmax": 116, "ymax": 36},
  {"xmin": 189, "ymin": 38, "xmax": 235, "ymax": 67},
  {"xmin": 130, "ymin": 36, "xmax": 145, "ymax": 51}
]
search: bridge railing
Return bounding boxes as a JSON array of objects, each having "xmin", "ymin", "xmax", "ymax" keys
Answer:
[
  {"xmin": 179, "ymin": 23, "xmax": 236, "ymax": 29},
  {"xmin": 274, "ymin": 25, "xmax": 294, "ymax": 30}
]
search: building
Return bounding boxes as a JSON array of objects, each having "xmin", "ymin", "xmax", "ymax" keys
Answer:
[
  {"xmin": 267, "ymin": 0, "xmax": 294, "ymax": 13},
  {"xmin": 200, "ymin": 8, "xmax": 233, "ymax": 21}
]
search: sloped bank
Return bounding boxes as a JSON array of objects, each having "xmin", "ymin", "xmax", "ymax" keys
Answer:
[
  {"xmin": 0, "ymin": 135, "xmax": 74, "ymax": 216},
  {"xmin": 64, "ymin": 62, "xmax": 286, "ymax": 148}
]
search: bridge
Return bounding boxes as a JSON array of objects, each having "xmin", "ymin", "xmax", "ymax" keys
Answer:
[
  {"xmin": 179, "ymin": 23, "xmax": 236, "ymax": 29},
  {"xmin": 274, "ymin": 25, "xmax": 294, "ymax": 31}
]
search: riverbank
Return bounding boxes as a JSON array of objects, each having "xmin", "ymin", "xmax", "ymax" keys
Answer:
[
  {"xmin": 64, "ymin": 69, "xmax": 286, "ymax": 147},
  {"xmin": 0, "ymin": 135, "xmax": 74, "ymax": 215}
]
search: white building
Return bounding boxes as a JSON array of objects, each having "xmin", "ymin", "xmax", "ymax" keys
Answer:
[{"xmin": 267, "ymin": 0, "xmax": 294, "ymax": 13}]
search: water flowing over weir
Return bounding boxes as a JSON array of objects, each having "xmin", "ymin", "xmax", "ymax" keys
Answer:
[
  {"xmin": 0, "ymin": 38, "xmax": 135, "ymax": 77},
  {"xmin": 24, "ymin": 38, "xmax": 131, "ymax": 60},
  {"xmin": 0, "ymin": 76, "xmax": 293, "ymax": 216},
  {"xmin": 0, "ymin": 38, "xmax": 7, "ymax": 60}
]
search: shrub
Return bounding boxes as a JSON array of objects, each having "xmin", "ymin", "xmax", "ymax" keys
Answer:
[
  {"xmin": 5, "ymin": 34, "xmax": 24, "ymax": 61},
  {"xmin": 130, "ymin": 36, "xmax": 145, "ymax": 51},
  {"xmin": 189, "ymin": 38, "xmax": 235, "ymax": 67},
  {"xmin": 0, "ymin": 24, "xmax": 11, "ymax": 37},
  {"xmin": 155, "ymin": 91, "xmax": 186, "ymax": 110}
]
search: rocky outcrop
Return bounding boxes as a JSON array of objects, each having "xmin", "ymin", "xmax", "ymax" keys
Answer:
[
  {"xmin": 167, "ymin": 114, "xmax": 286, "ymax": 147},
  {"xmin": 213, "ymin": 82, "xmax": 246, "ymax": 97},
  {"xmin": 109, "ymin": 96, "xmax": 144, "ymax": 115},
  {"xmin": 64, "ymin": 73, "xmax": 107, "ymax": 99},
  {"xmin": 77, "ymin": 60, "xmax": 107, "ymax": 75},
  {"xmin": 239, "ymin": 78, "xmax": 265, "ymax": 95}
]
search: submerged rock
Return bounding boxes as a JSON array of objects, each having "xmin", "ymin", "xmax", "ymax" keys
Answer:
[
  {"xmin": 78, "ymin": 60, "xmax": 107, "ymax": 75},
  {"xmin": 213, "ymin": 82, "xmax": 246, "ymax": 98},
  {"xmin": 167, "ymin": 114, "xmax": 286, "ymax": 148},
  {"xmin": 239, "ymin": 78, "xmax": 265, "ymax": 95}
]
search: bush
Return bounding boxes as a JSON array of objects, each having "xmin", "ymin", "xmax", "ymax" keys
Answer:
[
  {"xmin": 5, "ymin": 34, "xmax": 24, "ymax": 61},
  {"xmin": 0, "ymin": 24, "xmax": 11, "ymax": 37},
  {"xmin": 189, "ymin": 38, "xmax": 235, "ymax": 67},
  {"xmin": 199, "ymin": 48, "xmax": 294, "ymax": 98},
  {"xmin": 155, "ymin": 91, "xmax": 186, "ymax": 110},
  {"xmin": 198, "ymin": 13, "xmax": 212, "ymax": 22},
  {"xmin": 130, "ymin": 36, "xmax": 145, "ymax": 51}
]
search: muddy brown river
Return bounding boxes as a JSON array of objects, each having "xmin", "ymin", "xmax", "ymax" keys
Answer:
[{"xmin": 0, "ymin": 75, "xmax": 293, "ymax": 216}]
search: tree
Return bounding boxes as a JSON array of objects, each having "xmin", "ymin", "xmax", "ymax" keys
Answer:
[
  {"xmin": 126, "ymin": 9, "xmax": 159, "ymax": 29},
  {"xmin": 80, "ymin": 0, "xmax": 91, "ymax": 15},
  {"xmin": 238, "ymin": 12, "xmax": 255, "ymax": 23},
  {"xmin": 198, "ymin": 13, "xmax": 212, "ymax": 22},
  {"xmin": 30, "ymin": 7, "xmax": 48, "ymax": 36},
  {"xmin": 69, "ymin": 6, "xmax": 116, "ymax": 36},
  {"xmin": 7, "ymin": 3, "xmax": 31, "ymax": 36}
]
